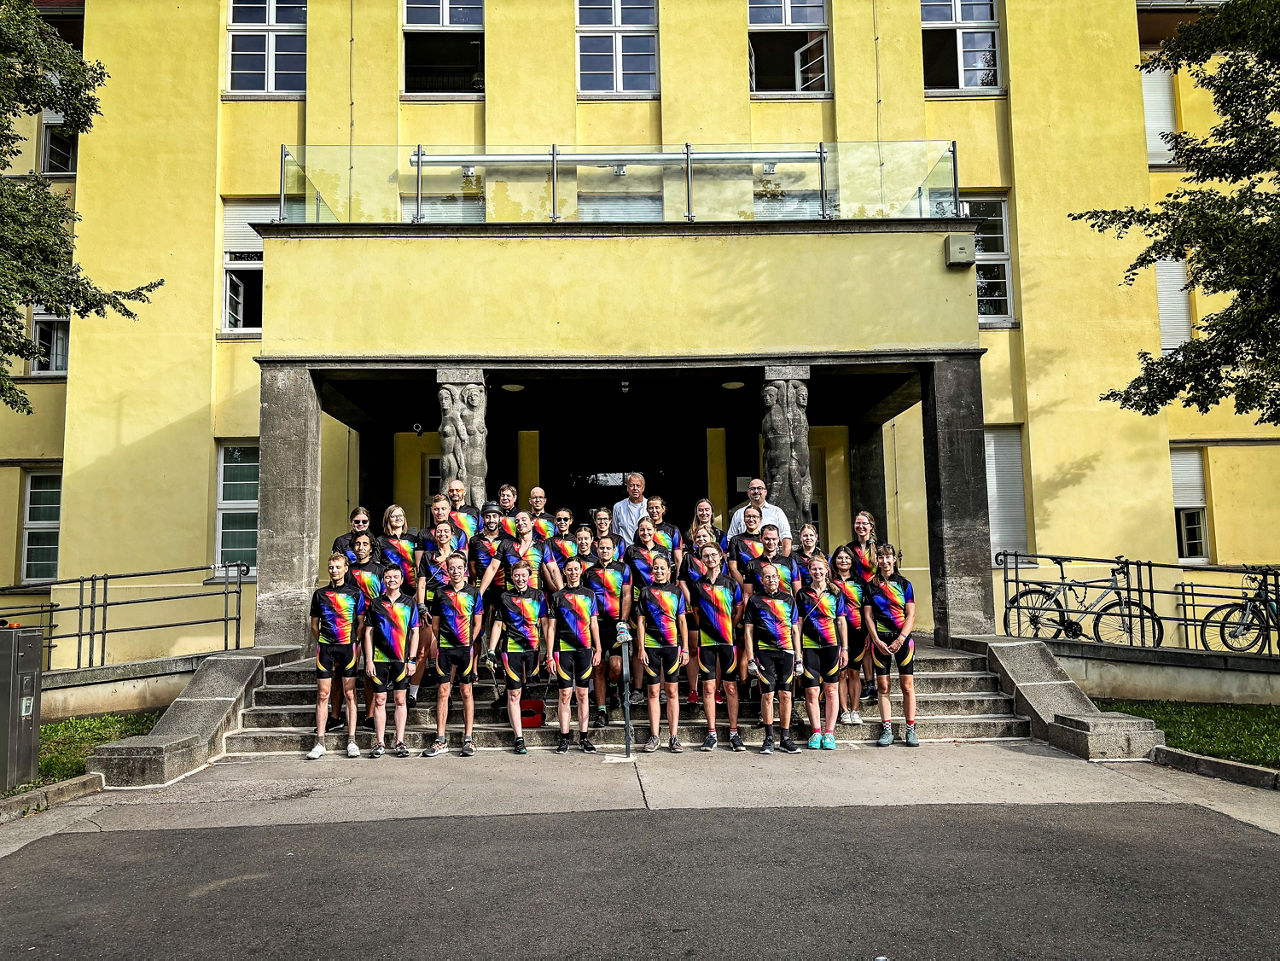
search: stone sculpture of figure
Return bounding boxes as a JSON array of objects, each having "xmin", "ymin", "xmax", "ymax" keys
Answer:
[
  {"xmin": 460, "ymin": 382, "xmax": 488, "ymax": 507},
  {"xmin": 438, "ymin": 385, "xmax": 468, "ymax": 492},
  {"xmin": 787, "ymin": 379, "xmax": 813, "ymax": 526},
  {"xmin": 761, "ymin": 380, "xmax": 795, "ymax": 517}
]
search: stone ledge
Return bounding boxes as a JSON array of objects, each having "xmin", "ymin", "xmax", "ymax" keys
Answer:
[
  {"xmin": 1047, "ymin": 639, "xmax": 1280, "ymax": 675},
  {"xmin": 955, "ymin": 635, "xmax": 1164, "ymax": 760},
  {"xmin": 86, "ymin": 646, "xmax": 301, "ymax": 787},
  {"xmin": 0, "ymin": 773, "xmax": 104, "ymax": 827},
  {"xmin": 45, "ymin": 645, "xmax": 298, "ymax": 691},
  {"xmin": 1151, "ymin": 746, "xmax": 1280, "ymax": 791}
]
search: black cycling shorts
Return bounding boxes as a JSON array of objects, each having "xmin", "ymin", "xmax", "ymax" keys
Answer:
[
  {"xmin": 501, "ymin": 650, "xmax": 540, "ymax": 692},
  {"xmin": 317, "ymin": 642, "xmax": 358, "ymax": 680},
  {"xmin": 755, "ymin": 649, "xmax": 796, "ymax": 693},
  {"xmin": 597, "ymin": 617, "xmax": 621, "ymax": 654},
  {"xmin": 872, "ymin": 636, "xmax": 915, "ymax": 677},
  {"xmin": 642, "ymin": 645, "xmax": 682, "ymax": 686},
  {"xmin": 372, "ymin": 659, "xmax": 410, "ymax": 691},
  {"xmin": 553, "ymin": 648, "xmax": 594, "ymax": 689},
  {"xmin": 435, "ymin": 646, "xmax": 476, "ymax": 685},
  {"xmin": 801, "ymin": 647, "xmax": 842, "ymax": 689},
  {"xmin": 697, "ymin": 644, "xmax": 737, "ymax": 682}
]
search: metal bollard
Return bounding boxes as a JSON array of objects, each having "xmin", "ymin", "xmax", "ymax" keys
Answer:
[{"xmin": 1, "ymin": 627, "xmax": 43, "ymax": 792}]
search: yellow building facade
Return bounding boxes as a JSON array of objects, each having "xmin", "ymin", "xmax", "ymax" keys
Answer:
[{"xmin": 3, "ymin": 0, "xmax": 1277, "ymax": 666}]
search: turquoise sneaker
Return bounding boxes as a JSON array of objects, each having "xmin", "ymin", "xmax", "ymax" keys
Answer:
[
  {"xmin": 821, "ymin": 733, "xmax": 836, "ymax": 750},
  {"xmin": 905, "ymin": 724, "xmax": 920, "ymax": 747},
  {"xmin": 807, "ymin": 732, "xmax": 823, "ymax": 749},
  {"xmin": 876, "ymin": 723, "xmax": 894, "ymax": 747}
]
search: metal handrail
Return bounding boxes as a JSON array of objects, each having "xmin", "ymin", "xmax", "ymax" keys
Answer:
[{"xmin": 0, "ymin": 563, "xmax": 249, "ymax": 669}]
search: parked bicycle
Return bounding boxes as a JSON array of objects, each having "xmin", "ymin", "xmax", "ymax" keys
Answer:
[
  {"xmin": 1002, "ymin": 555, "xmax": 1164, "ymax": 647},
  {"xmin": 1199, "ymin": 565, "xmax": 1279, "ymax": 654}
]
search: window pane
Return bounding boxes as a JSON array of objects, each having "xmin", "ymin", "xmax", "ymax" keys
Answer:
[
  {"xmin": 620, "ymin": 0, "xmax": 655, "ymax": 25},
  {"xmin": 960, "ymin": 1, "xmax": 994, "ymax": 21},
  {"xmin": 961, "ymin": 31, "xmax": 997, "ymax": 86},
  {"xmin": 221, "ymin": 511, "xmax": 259, "ymax": 567},
  {"xmin": 231, "ymin": 0, "xmax": 267, "ymax": 24},
  {"xmin": 1177, "ymin": 508, "xmax": 1206, "ymax": 558},
  {"xmin": 580, "ymin": 34, "xmax": 613, "ymax": 53},
  {"xmin": 27, "ymin": 475, "xmax": 61, "ymax": 524},
  {"xmin": 406, "ymin": 1, "xmax": 442, "ymax": 25},
  {"xmin": 621, "ymin": 70, "xmax": 656, "ymax": 91},
  {"xmin": 976, "ymin": 263, "xmax": 1009, "ymax": 314},
  {"xmin": 24, "ymin": 531, "xmax": 59, "ymax": 581},
  {"xmin": 749, "ymin": 1, "xmax": 784, "ymax": 24},
  {"xmin": 579, "ymin": 0, "xmax": 613, "ymax": 25},
  {"xmin": 275, "ymin": 0, "xmax": 307, "ymax": 24},
  {"xmin": 920, "ymin": 0, "xmax": 953, "ymax": 22},
  {"xmin": 580, "ymin": 72, "xmax": 615, "ymax": 91},
  {"xmin": 791, "ymin": 0, "xmax": 826, "ymax": 24},
  {"xmin": 42, "ymin": 126, "xmax": 76, "ymax": 173},
  {"xmin": 921, "ymin": 29, "xmax": 958, "ymax": 89},
  {"xmin": 450, "ymin": 0, "xmax": 484, "ymax": 25},
  {"xmin": 33, "ymin": 319, "xmax": 70, "ymax": 372}
]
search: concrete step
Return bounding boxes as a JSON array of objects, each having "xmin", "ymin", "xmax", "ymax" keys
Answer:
[
  {"xmin": 223, "ymin": 715, "xmax": 1030, "ymax": 754},
  {"xmin": 263, "ymin": 649, "xmax": 991, "ymax": 688},
  {"xmin": 242, "ymin": 691, "xmax": 1015, "ymax": 728}
]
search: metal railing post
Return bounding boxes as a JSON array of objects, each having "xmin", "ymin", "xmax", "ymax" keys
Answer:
[
  {"xmin": 415, "ymin": 144, "xmax": 423, "ymax": 223},
  {"xmin": 86, "ymin": 575, "xmax": 96, "ymax": 668},
  {"xmin": 222, "ymin": 565, "xmax": 230, "ymax": 651},
  {"xmin": 549, "ymin": 144, "xmax": 561, "ymax": 222},
  {"xmin": 278, "ymin": 144, "xmax": 287, "ymax": 221},
  {"xmin": 950, "ymin": 140, "xmax": 959, "ymax": 215},
  {"xmin": 684, "ymin": 143, "xmax": 695, "ymax": 222},
  {"xmin": 234, "ymin": 563, "xmax": 243, "ymax": 650},
  {"xmin": 100, "ymin": 573, "xmax": 109, "ymax": 666},
  {"xmin": 817, "ymin": 142, "xmax": 829, "ymax": 220},
  {"xmin": 76, "ymin": 576, "xmax": 85, "ymax": 668}
]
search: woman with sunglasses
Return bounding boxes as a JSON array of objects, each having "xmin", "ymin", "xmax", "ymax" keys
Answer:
[{"xmin": 332, "ymin": 506, "xmax": 372, "ymax": 564}]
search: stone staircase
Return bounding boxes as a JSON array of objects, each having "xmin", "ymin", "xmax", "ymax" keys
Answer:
[{"xmin": 222, "ymin": 644, "xmax": 1030, "ymax": 755}]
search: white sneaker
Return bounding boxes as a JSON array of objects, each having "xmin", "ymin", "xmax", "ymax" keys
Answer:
[
  {"xmin": 838, "ymin": 710, "xmax": 854, "ymax": 725},
  {"xmin": 849, "ymin": 711, "xmax": 863, "ymax": 725},
  {"xmin": 306, "ymin": 742, "xmax": 326, "ymax": 760},
  {"xmin": 346, "ymin": 741, "xmax": 360, "ymax": 758}
]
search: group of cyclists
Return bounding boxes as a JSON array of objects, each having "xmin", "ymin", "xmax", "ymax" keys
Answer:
[{"xmin": 307, "ymin": 472, "xmax": 919, "ymax": 760}]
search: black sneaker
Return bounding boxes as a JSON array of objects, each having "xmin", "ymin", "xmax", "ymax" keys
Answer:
[
  {"xmin": 729, "ymin": 731, "xmax": 746, "ymax": 752},
  {"xmin": 359, "ymin": 716, "xmax": 377, "ymax": 731},
  {"xmin": 460, "ymin": 737, "xmax": 476, "ymax": 758},
  {"xmin": 579, "ymin": 737, "xmax": 598, "ymax": 754},
  {"xmin": 394, "ymin": 741, "xmax": 409, "ymax": 758},
  {"xmin": 405, "ymin": 693, "xmax": 417, "ymax": 709},
  {"xmin": 556, "ymin": 734, "xmax": 570, "ymax": 754},
  {"xmin": 514, "ymin": 737, "xmax": 527, "ymax": 755},
  {"xmin": 759, "ymin": 735, "xmax": 775, "ymax": 755},
  {"xmin": 592, "ymin": 710, "xmax": 607, "ymax": 729},
  {"xmin": 700, "ymin": 732, "xmax": 717, "ymax": 752},
  {"xmin": 780, "ymin": 734, "xmax": 801, "ymax": 755},
  {"xmin": 369, "ymin": 743, "xmax": 385, "ymax": 759}
]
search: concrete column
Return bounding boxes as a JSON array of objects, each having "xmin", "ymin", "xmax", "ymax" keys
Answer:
[
  {"xmin": 255, "ymin": 363, "xmax": 322, "ymax": 653},
  {"xmin": 921, "ymin": 358, "xmax": 995, "ymax": 643}
]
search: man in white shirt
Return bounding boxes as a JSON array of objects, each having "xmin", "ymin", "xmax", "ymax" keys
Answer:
[
  {"xmin": 726, "ymin": 478, "xmax": 793, "ymax": 554},
  {"xmin": 610, "ymin": 471, "xmax": 648, "ymax": 549}
]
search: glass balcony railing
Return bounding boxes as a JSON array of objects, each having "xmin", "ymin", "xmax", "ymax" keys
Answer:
[{"xmin": 278, "ymin": 141, "xmax": 958, "ymax": 226}]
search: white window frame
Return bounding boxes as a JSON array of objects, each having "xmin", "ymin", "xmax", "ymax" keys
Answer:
[
  {"xmin": 227, "ymin": 0, "xmax": 307, "ymax": 95},
  {"xmin": 961, "ymin": 195, "xmax": 1013, "ymax": 324},
  {"xmin": 30, "ymin": 310, "xmax": 69, "ymax": 374},
  {"xmin": 922, "ymin": 0, "xmax": 1001, "ymax": 92},
  {"xmin": 576, "ymin": 0, "xmax": 660, "ymax": 95},
  {"xmin": 984, "ymin": 427, "xmax": 1029, "ymax": 564},
  {"xmin": 1171, "ymin": 447, "xmax": 1209, "ymax": 564},
  {"xmin": 39, "ymin": 112, "xmax": 77, "ymax": 175},
  {"xmin": 217, "ymin": 444, "xmax": 260, "ymax": 572},
  {"xmin": 404, "ymin": 0, "xmax": 484, "ymax": 28},
  {"xmin": 748, "ymin": 0, "xmax": 827, "ymax": 27},
  {"xmin": 748, "ymin": 0, "xmax": 830, "ymax": 95},
  {"xmin": 22, "ymin": 472, "xmax": 61, "ymax": 584}
]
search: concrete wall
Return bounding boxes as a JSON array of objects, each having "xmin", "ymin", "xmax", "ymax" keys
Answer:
[{"xmin": 1054, "ymin": 642, "xmax": 1280, "ymax": 705}]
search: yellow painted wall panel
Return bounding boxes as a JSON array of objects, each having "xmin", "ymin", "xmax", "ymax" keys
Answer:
[
  {"xmin": 12, "ymin": 112, "xmax": 40, "ymax": 174},
  {"xmin": 924, "ymin": 97, "xmax": 1012, "ymax": 189},
  {"xmin": 261, "ymin": 231, "xmax": 978, "ymax": 358},
  {"xmin": 219, "ymin": 101, "xmax": 306, "ymax": 197},
  {"xmin": 979, "ymin": 328, "xmax": 1025, "ymax": 425},
  {"xmin": 320, "ymin": 414, "xmax": 357, "ymax": 557},
  {"xmin": 0, "ymin": 381, "xmax": 66, "ymax": 459},
  {"xmin": 576, "ymin": 101, "xmax": 663, "ymax": 146},
  {"xmin": 831, "ymin": 0, "xmax": 925, "ymax": 143},
  {"xmin": 212, "ymin": 341, "xmax": 262, "ymax": 439},
  {"xmin": 748, "ymin": 100, "xmax": 836, "ymax": 145},
  {"xmin": 0, "ymin": 469, "xmax": 23, "ymax": 586},
  {"xmin": 1205, "ymin": 445, "xmax": 1280, "ymax": 564},
  {"xmin": 400, "ymin": 101, "xmax": 486, "ymax": 146},
  {"xmin": 660, "ymin": 0, "xmax": 749, "ymax": 143},
  {"xmin": 486, "ymin": 0, "xmax": 576, "ymax": 144}
]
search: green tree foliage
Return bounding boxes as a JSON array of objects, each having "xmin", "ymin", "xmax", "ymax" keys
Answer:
[
  {"xmin": 0, "ymin": 0, "xmax": 162, "ymax": 414},
  {"xmin": 1072, "ymin": 0, "xmax": 1280, "ymax": 425}
]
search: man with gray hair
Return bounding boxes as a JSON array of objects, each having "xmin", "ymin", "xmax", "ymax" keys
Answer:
[
  {"xmin": 727, "ymin": 478, "xmax": 793, "ymax": 554},
  {"xmin": 610, "ymin": 471, "xmax": 647, "ymax": 549}
]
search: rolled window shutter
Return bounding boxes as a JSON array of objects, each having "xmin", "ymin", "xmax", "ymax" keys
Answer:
[
  {"xmin": 1170, "ymin": 448, "xmax": 1206, "ymax": 509},
  {"xmin": 1156, "ymin": 259, "xmax": 1191, "ymax": 352},
  {"xmin": 754, "ymin": 191, "xmax": 823, "ymax": 220},
  {"xmin": 577, "ymin": 194, "xmax": 663, "ymax": 222},
  {"xmin": 985, "ymin": 427, "xmax": 1027, "ymax": 558},
  {"xmin": 223, "ymin": 199, "xmax": 278, "ymax": 253},
  {"xmin": 401, "ymin": 195, "xmax": 486, "ymax": 223},
  {"xmin": 1142, "ymin": 68, "xmax": 1176, "ymax": 164}
]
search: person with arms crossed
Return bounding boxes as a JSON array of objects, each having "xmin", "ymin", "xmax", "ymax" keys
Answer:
[
  {"xmin": 610, "ymin": 472, "xmax": 648, "ymax": 549},
  {"xmin": 686, "ymin": 543, "xmax": 745, "ymax": 752},
  {"xmin": 486, "ymin": 561, "xmax": 549, "ymax": 756},
  {"xmin": 863, "ymin": 542, "xmax": 919, "ymax": 748},
  {"xmin": 726, "ymin": 479, "xmax": 793, "ymax": 554},
  {"xmin": 424, "ymin": 553, "xmax": 482, "ymax": 759},
  {"xmin": 636, "ymin": 554, "xmax": 689, "ymax": 754},
  {"xmin": 362, "ymin": 564, "xmax": 418, "ymax": 758},
  {"xmin": 547, "ymin": 557, "xmax": 602, "ymax": 754},
  {"xmin": 743, "ymin": 563, "xmax": 802, "ymax": 755},
  {"xmin": 307, "ymin": 552, "xmax": 366, "ymax": 761}
]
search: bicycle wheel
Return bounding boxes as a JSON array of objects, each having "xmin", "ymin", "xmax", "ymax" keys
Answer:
[
  {"xmin": 1201, "ymin": 603, "xmax": 1268, "ymax": 653},
  {"xmin": 1003, "ymin": 588, "xmax": 1065, "ymax": 639},
  {"xmin": 1092, "ymin": 600, "xmax": 1164, "ymax": 647}
]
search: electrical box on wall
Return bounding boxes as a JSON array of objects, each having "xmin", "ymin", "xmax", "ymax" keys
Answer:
[{"xmin": 945, "ymin": 233, "xmax": 976, "ymax": 267}]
